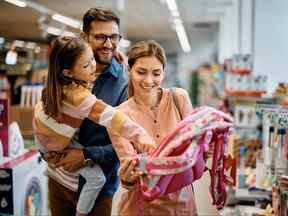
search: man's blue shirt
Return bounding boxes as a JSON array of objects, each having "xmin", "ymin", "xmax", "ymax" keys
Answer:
[{"xmin": 78, "ymin": 58, "xmax": 128, "ymax": 201}]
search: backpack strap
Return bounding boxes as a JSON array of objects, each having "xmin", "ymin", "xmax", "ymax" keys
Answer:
[
  {"xmin": 170, "ymin": 88, "xmax": 196, "ymax": 194},
  {"xmin": 170, "ymin": 88, "xmax": 183, "ymax": 120}
]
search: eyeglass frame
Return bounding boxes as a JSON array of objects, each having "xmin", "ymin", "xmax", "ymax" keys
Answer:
[{"xmin": 88, "ymin": 33, "xmax": 122, "ymax": 44}]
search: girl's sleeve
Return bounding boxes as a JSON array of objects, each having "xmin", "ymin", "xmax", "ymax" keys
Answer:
[
  {"xmin": 63, "ymin": 86, "xmax": 153, "ymax": 146},
  {"xmin": 109, "ymin": 130, "xmax": 137, "ymax": 160},
  {"xmin": 33, "ymin": 102, "xmax": 74, "ymax": 152},
  {"xmin": 108, "ymin": 126, "xmax": 138, "ymax": 190}
]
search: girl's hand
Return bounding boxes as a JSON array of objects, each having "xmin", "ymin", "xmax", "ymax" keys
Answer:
[
  {"xmin": 114, "ymin": 50, "xmax": 128, "ymax": 66},
  {"xmin": 119, "ymin": 158, "xmax": 144, "ymax": 184},
  {"xmin": 43, "ymin": 151, "xmax": 65, "ymax": 165},
  {"xmin": 54, "ymin": 149, "xmax": 85, "ymax": 172}
]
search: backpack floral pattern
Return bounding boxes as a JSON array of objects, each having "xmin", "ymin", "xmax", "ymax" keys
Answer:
[{"xmin": 136, "ymin": 106, "xmax": 236, "ymax": 209}]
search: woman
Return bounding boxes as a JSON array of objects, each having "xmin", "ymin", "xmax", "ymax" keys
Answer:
[{"xmin": 110, "ymin": 40, "xmax": 197, "ymax": 215}]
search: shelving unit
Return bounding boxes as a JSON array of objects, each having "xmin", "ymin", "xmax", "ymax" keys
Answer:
[{"xmin": 256, "ymin": 104, "xmax": 288, "ymax": 215}]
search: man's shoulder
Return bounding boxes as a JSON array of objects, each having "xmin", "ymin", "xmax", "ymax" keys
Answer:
[{"xmin": 109, "ymin": 58, "xmax": 128, "ymax": 82}]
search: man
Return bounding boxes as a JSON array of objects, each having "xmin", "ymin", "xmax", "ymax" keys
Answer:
[{"xmin": 47, "ymin": 8, "xmax": 127, "ymax": 216}]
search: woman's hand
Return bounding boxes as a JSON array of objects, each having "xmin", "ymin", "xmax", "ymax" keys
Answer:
[{"xmin": 119, "ymin": 158, "xmax": 144, "ymax": 184}]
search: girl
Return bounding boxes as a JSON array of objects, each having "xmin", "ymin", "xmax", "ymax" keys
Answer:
[
  {"xmin": 109, "ymin": 40, "xmax": 197, "ymax": 215},
  {"xmin": 33, "ymin": 36, "xmax": 154, "ymax": 216}
]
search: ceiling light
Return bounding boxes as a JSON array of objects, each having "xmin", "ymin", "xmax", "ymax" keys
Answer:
[
  {"xmin": 166, "ymin": 0, "xmax": 178, "ymax": 12},
  {"xmin": 173, "ymin": 18, "xmax": 182, "ymax": 26},
  {"xmin": 4, "ymin": 0, "xmax": 27, "ymax": 8},
  {"xmin": 52, "ymin": 13, "xmax": 81, "ymax": 29},
  {"xmin": 46, "ymin": 26, "xmax": 75, "ymax": 37},
  {"xmin": 0, "ymin": 37, "xmax": 5, "ymax": 45},
  {"xmin": 46, "ymin": 26, "xmax": 62, "ymax": 36},
  {"xmin": 175, "ymin": 25, "xmax": 191, "ymax": 53},
  {"xmin": 13, "ymin": 40, "xmax": 25, "ymax": 48},
  {"xmin": 25, "ymin": 42, "xmax": 36, "ymax": 49},
  {"xmin": 164, "ymin": 0, "xmax": 191, "ymax": 53},
  {"xmin": 171, "ymin": 10, "xmax": 179, "ymax": 17}
]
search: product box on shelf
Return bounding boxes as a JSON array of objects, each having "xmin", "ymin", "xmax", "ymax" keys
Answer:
[{"xmin": 10, "ymin": 106, "xmax": 33, "ymax": 140}]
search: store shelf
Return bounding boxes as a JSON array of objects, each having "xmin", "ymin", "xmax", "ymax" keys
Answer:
[
  {"xmin": 227, "ymin": 96, "xmax": 276, "ymax": 103},
  {"xmin": 235, "ymin": 188, "xmax": 271, "ymax": 201}
]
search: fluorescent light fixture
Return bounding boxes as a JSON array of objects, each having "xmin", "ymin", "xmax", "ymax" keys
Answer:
[
  {"xmin": 166, "ymin": 0, "xmax": 178, "ymax": 12},
  {"xmin": 119, "ymin": 38, "xmax": 131, "ymax": 48},
  {"xmin": 171, "ymin": 10, "xmax": 179, "ymax": 17},
  {"xmin": 175, "ymin": 24, "xmax": 191, "ymax": 53},
  {"xmin": 0, "ymin": 37, "xmax": 5, "ymax": 44},
  {"xmin": 173, "ymin": 17, "xmax": 182, "ymax": 26},
  {"xmin": 165, "ymin": 0, "xmax": 191, "ymax": 53},
  {"xmin": 52, "ymin": 13, "xmax": 81, "ymax": 29},
  {"xmin": 25, "ymin": 42, "xmax": 36, "ymax": 49},
  {"xmin": 13, "ymin": 40, "xmax": 25, "ymax": 48},
  {"xmin": 46, "ymin": 26, "xmax": 75, "ymax": 37},
  {"xmin": 46, "ymin": 26, "xmax": 62, "ymax": 36},
  {"xmin": 4, "ymin": 0, "xmax": 27, "ymax": 7}
]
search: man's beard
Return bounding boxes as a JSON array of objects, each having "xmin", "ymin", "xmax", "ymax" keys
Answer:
[{"xmin": 94, "ymin": 49, "xmax": 114, "ymax": 65}]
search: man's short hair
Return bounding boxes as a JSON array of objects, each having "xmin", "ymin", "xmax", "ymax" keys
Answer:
[{"xmin": 83, "ymin": 8, "xmax": 120, "ymax": 33}]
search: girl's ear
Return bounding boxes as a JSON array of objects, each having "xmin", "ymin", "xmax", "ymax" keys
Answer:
[{"xmin": 63, "ymin": 69, "xmax": 73, "ymax": 78}]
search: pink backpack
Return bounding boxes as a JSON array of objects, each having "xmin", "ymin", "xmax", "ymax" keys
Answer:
[{"xmin": 136, "ymin": 106, "xmax": 236, "ymax": 209}]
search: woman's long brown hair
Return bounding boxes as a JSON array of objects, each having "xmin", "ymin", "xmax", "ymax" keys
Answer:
[
  {"xmin": 127, "ymin": 40, "xmax": 167, "ymax": 98},
  {"xmin": 42, "ymin": 36, "xmax": 87, "ymax": 118}
]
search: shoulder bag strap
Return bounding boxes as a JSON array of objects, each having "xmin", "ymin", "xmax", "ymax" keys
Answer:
[{"xmin": 170, "ymin": 88, "xmax": 182, "ymax": 120}]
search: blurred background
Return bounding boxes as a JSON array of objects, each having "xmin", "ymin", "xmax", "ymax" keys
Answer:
[{"xmin": 0, "ymin": 0, "xmax": 288, "ymax": 215}]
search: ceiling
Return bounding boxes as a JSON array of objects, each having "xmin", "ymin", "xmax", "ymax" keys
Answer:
[{"xmin": 0, "ymin": 0, "xmax": 233, "ymax": 53}]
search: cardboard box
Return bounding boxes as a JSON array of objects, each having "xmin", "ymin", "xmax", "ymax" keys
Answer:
[{"xmin": 10, "ymin": 106, "xmax": 34, "ymax": 140}]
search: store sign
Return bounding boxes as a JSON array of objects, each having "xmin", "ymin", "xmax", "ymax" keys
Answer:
[
  {"xmin": 0, "ymin": 169, "xmax": 13, "ymax": 215},
  {"xmin": 0, "ymin": 170, "xmax": 10, "ymax": 179}
]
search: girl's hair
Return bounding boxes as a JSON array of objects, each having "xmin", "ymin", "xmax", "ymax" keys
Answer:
[
  {"xmin": 42, "ymin": 36, "xmax": 87, "ymax": 117},
  {"xmin": 127, "ymin": 40, "xmax": 166, "ymax": 98}
]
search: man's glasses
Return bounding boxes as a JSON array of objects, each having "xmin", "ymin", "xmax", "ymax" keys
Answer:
[{"xmin": 90, "ymin": 33, "xmax": 122, "ymax": 44}]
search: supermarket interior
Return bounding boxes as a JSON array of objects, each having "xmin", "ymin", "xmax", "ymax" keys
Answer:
[{"xmin": 0, "ymin": 0, "xmax": 288, "ymax": 216}]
